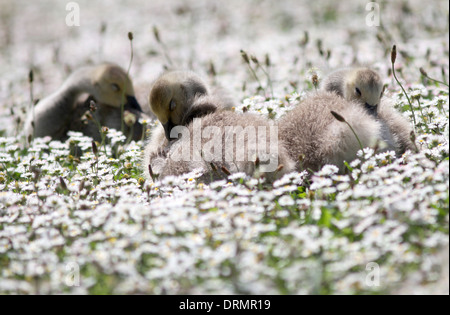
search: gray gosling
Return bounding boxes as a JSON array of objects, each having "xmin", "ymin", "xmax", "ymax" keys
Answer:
[
  {"xmin": 24, "ymin": 63, "xmax": 145, "ymax": 141},
  {"xmin": 144, "ymin": 71, "xmax": 293, "ymax": 181},
  {"xmin": 279, "ymin": 91, "xmax": 381, "ymax": 173},
  {"xmin": 321, "ymin": 67, "xmax": 385, "ymax": 116},
  {"xmin": 144, "ymin": 94, "xmax": 294, "ymax": 182},
  {"xmin": 145, "ymin": 71, "xmax": 234, "ymax": 166},
  {"xmin": 149, "ymin": 70, "xmax": 233, "ymax": 141},
  {"xmin": 321, "ymin": 67, "xmax": 416, "ymax": 154}
]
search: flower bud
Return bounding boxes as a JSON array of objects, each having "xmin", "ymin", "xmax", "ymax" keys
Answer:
[
  {"xmin": 391, "ymin": 45, "xmax": 397, "ymax": 64},
  {"xmin": 331, "ymin": 111, "xmax": 346, "ymax": 123}
]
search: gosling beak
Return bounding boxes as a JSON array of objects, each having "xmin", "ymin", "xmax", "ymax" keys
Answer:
[
  {"xmin": 364, "ymin": 103, "xmax": 378, "ymax": 116},
  {"xmin": 126, "ymin": 95, "xmax": 143, "ymax": 113},
  {"xmin": 163, "ymin": 120, "xmax": 177, "ymax": 141}
]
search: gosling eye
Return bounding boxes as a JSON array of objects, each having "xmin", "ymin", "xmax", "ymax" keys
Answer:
[
  {"xmin": 355, "ymin": 87, "xmax": 362, "ymax": 96},
  {"xmin": 169, "ymin": 100, "xmax": 176, "ymax": 112},
  {"xmin": 111, "ymin": 83, "xmax": 121, "ymax": 92}
]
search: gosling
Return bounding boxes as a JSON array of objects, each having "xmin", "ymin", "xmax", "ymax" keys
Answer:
[
  {"xmin": 24, "ymin": 63, "xmax": 145, "ymax": 141},
  {"xmin": 321, "ymin": 67, "xmax": 384, "ymax": 116},
  {"xmin": 144, "ymin": 94, "xmax": 295, "ymax": 182},
  {"xmin": 321, "ymin": 67, "xmax": 415, "ymax": 154},
  {"xmin": 279, "ymin": 91, "xmax": 381, "ymax": 172},
  {"xmin": 149, "ymin": 70, "xmax": 234, "ymax": 141},
  {"xmin": 144, "ymin": 70, "xmax": 234, "ymax": 168}
]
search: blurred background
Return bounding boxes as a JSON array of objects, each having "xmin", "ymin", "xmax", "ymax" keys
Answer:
[
  {"xmin": 0, "ymin": 0, "xmax": 448, "ymax": 133},
  {"xmin": 0, "ymin": 0, "xmax": 448, "ymax": 295}
]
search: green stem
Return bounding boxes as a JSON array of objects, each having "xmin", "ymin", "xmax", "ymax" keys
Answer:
[
  {"xmin": 127, "ymin": 40, "xmax": 134, "ymax": 75},
  {"xmin": 141, "ymin": 121, "xmax": 147, "ymax": 142},
  {"xmin": 1, "ymin": 162, "xmax": 14, "ymax": 183},
  {"xmin": 126, "ymin": 124, "xmax": 134, "ymax": 145},
  {"xmin": 246, "ymin": 64, "xmax": 265, "ymax": 95},
  {"xmin": 120, "ymin": 97, "xmax": 125, "ymax": 135},
  {"xmin": 90, "ymin": 114, "xmax": 107, "ymax": 155},
  {"xmin": 416, "ymin": 98, "xmax": 427, "ymax": 133},
  {"xmin": 331, "ymin": 111, "xmax": 364, "ymax": 152},
  {"xmin": 424, "ymin": 75, "xmax": 449, "ymax": 88},
  {"xmin": 392, "ymin": 62, "xmax": 417, "ymax": 127},
  {"xmin": 122, "ymin": 38, "xmax": 134, "ymax": 136},
  {"xmin": 257, "ymin": 64, "xmax": 274, "ymax": 99},
  {"xmin": 30, "ymin": 78, "xmax": 35, "ymax": 143},
  {"xmin": 161, "ymin": 42, "xmax": 174, "ymax": 66},
  {"xmin": 345, "ymin": 121, "xmax": 364, "ymax": 152},
  {"xmin": 101, "ymin": 134, "xmax": 107, "ymax": 156}
]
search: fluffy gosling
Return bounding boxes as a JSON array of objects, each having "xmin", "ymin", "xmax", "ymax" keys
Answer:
[
  {"xmin": 149, "ymin": 70, "xmax": 233, "ymax": 141},
  {"xmin": 24, "ymin": 63, "xmax": 144, "ymax": 141},
  {"xmin": 322, "ymin": 67, "xmax": 415, "ymax": 154},
  {"xmin": 321, "ymin": 67, "xmax": 385, "ymax": 116},
  {"xmin": 279, "ymin": 91, "xmax": 381, "ymax": 172},
  {"xmin": 144, "ymin": 94, "xmax": 294, "ymax": 182}
]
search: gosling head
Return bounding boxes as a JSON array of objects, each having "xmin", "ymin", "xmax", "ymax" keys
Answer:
[
  {"xmin": 344, "ymin": 68, "xmax": 385, "ymax": 116},
  {"xmin": 91, "ymin": 64, "xmax": 142, "ymax": 112},
  {"xmin": 149, "ymin": 71, "xmax": 209, "ymax": 140}
]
